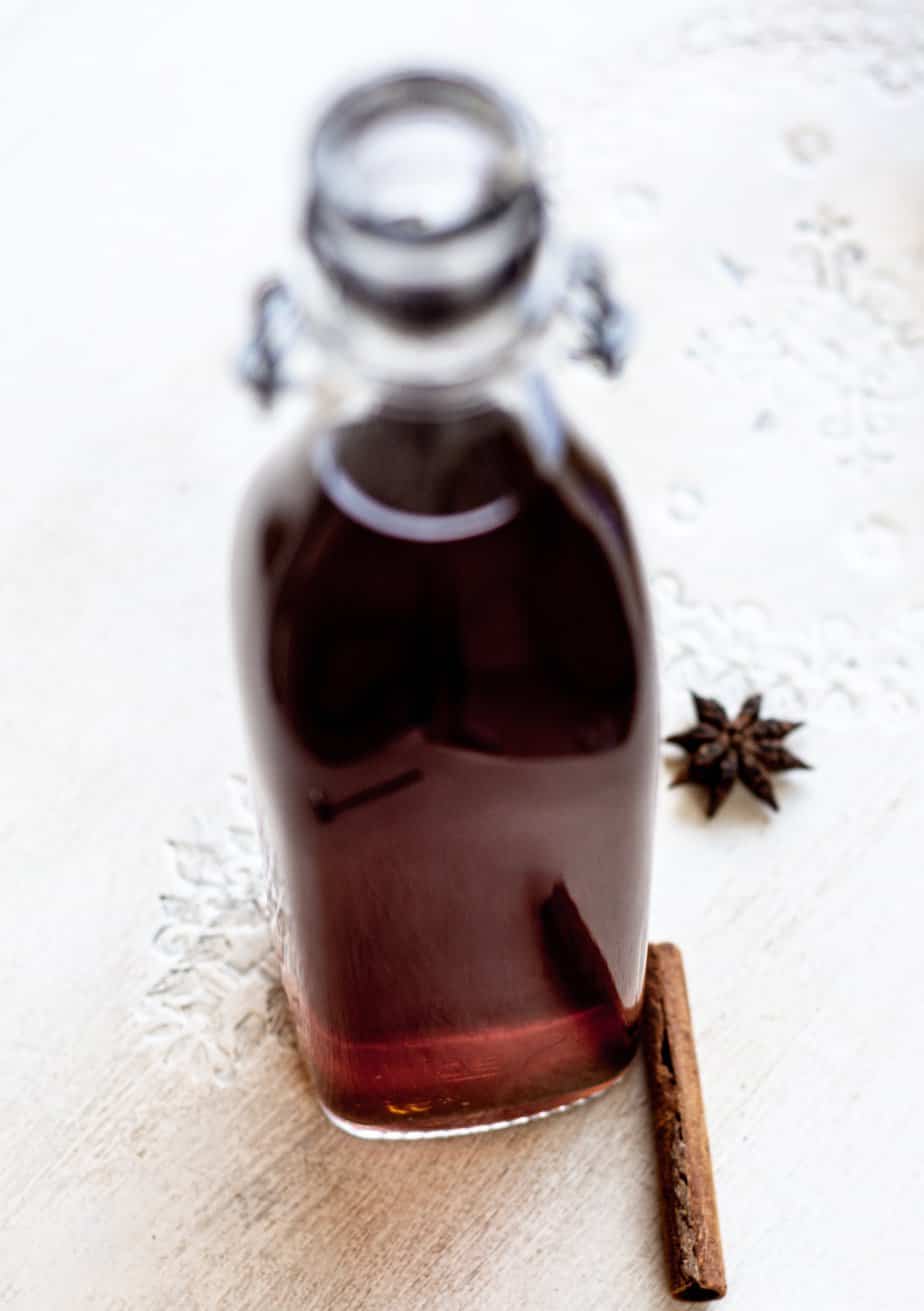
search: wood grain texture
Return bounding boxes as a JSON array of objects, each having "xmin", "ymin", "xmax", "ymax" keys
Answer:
[{"xmin": 2, "ymin": 1, "xmax": 924, "ymax": 1307}]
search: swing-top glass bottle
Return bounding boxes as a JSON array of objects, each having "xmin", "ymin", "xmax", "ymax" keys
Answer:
[{"xmin": 232, "ymin": 70, "xmax": 658, "ymax": 1137}]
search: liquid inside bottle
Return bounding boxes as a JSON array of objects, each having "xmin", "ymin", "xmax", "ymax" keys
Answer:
[{"xmin": 232, "ymin": 71, "xmax": 658, "ymax": 1136}]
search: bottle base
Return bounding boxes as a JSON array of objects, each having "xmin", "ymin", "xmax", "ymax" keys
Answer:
[{"xmin": 319, "ymin": 1067, "xmax": 628, "ymax": 1140}]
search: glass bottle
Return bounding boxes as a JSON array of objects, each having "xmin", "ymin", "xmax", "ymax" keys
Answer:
[{"xmin": 232, "ymin": 70, "xmax": 658, "ymax": 1137}]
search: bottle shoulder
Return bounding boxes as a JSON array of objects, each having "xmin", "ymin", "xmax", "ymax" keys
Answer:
[
  {"xmin": 232, "ymin": 430, "xmax": 324, "ymax": 579},
  {"xmin": 235, "ymin": 406, "xmax": 630, "ymax": 535},
  {"xmin": 232, "ymin": 413, "xmax": 651, "ymax": 641},
  {"xmin": 232, "ymin": 414, "xmax": 657, "ymax": 765}
]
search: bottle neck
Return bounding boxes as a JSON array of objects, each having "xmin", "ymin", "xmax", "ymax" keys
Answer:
[
  {"xmin": 238, "ymin": 73, "xmax": 630, "ymax": 408},
  {"xmin": 300, "ymin": 70, "xmax": 562, "ymax": 392},
  {"xmin": 298, "ymin": 240, "xmax": 565, "ymax": 397}
]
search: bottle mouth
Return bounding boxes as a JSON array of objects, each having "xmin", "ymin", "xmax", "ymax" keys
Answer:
[
  {"xmin": 311, "ymin": 70, "xmax": 536, "ymax": 243},
  {"xmin": 305, "ymin": 69, "xmax": 545, "ymax": 332}
]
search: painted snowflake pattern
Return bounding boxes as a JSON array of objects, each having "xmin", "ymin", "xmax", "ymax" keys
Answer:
[
  {"xmin": 143, "ymin": 776, "xmax": 295, "ymax": 1084},
  {"xmin": 653, "ymin": 571, "xmax": 924, "ymax": 728},
  {"xmin": 686, "ymin": 208, "xmax": 924, "ymax": 474}
]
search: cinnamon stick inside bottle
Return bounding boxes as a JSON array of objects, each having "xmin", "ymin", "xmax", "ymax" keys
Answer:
[{"xmin": 642, "ymin": 943, "xmax": 727, "ymax": 1301}]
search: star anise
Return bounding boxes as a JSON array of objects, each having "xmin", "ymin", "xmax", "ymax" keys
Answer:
[{"xmin": 667, "ymin": 693, "xmax": 811, "ymax": 818}]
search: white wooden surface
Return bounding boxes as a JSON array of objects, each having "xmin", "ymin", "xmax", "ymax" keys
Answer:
[{"xmin": 2, "ymin": 1, "xmax": 924, "ymax": 1307}]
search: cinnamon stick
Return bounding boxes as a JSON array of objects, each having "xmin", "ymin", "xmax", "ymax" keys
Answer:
[{"xmin": 642, "ymin": 943, "xmax": 727, "ymax": 1301}]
